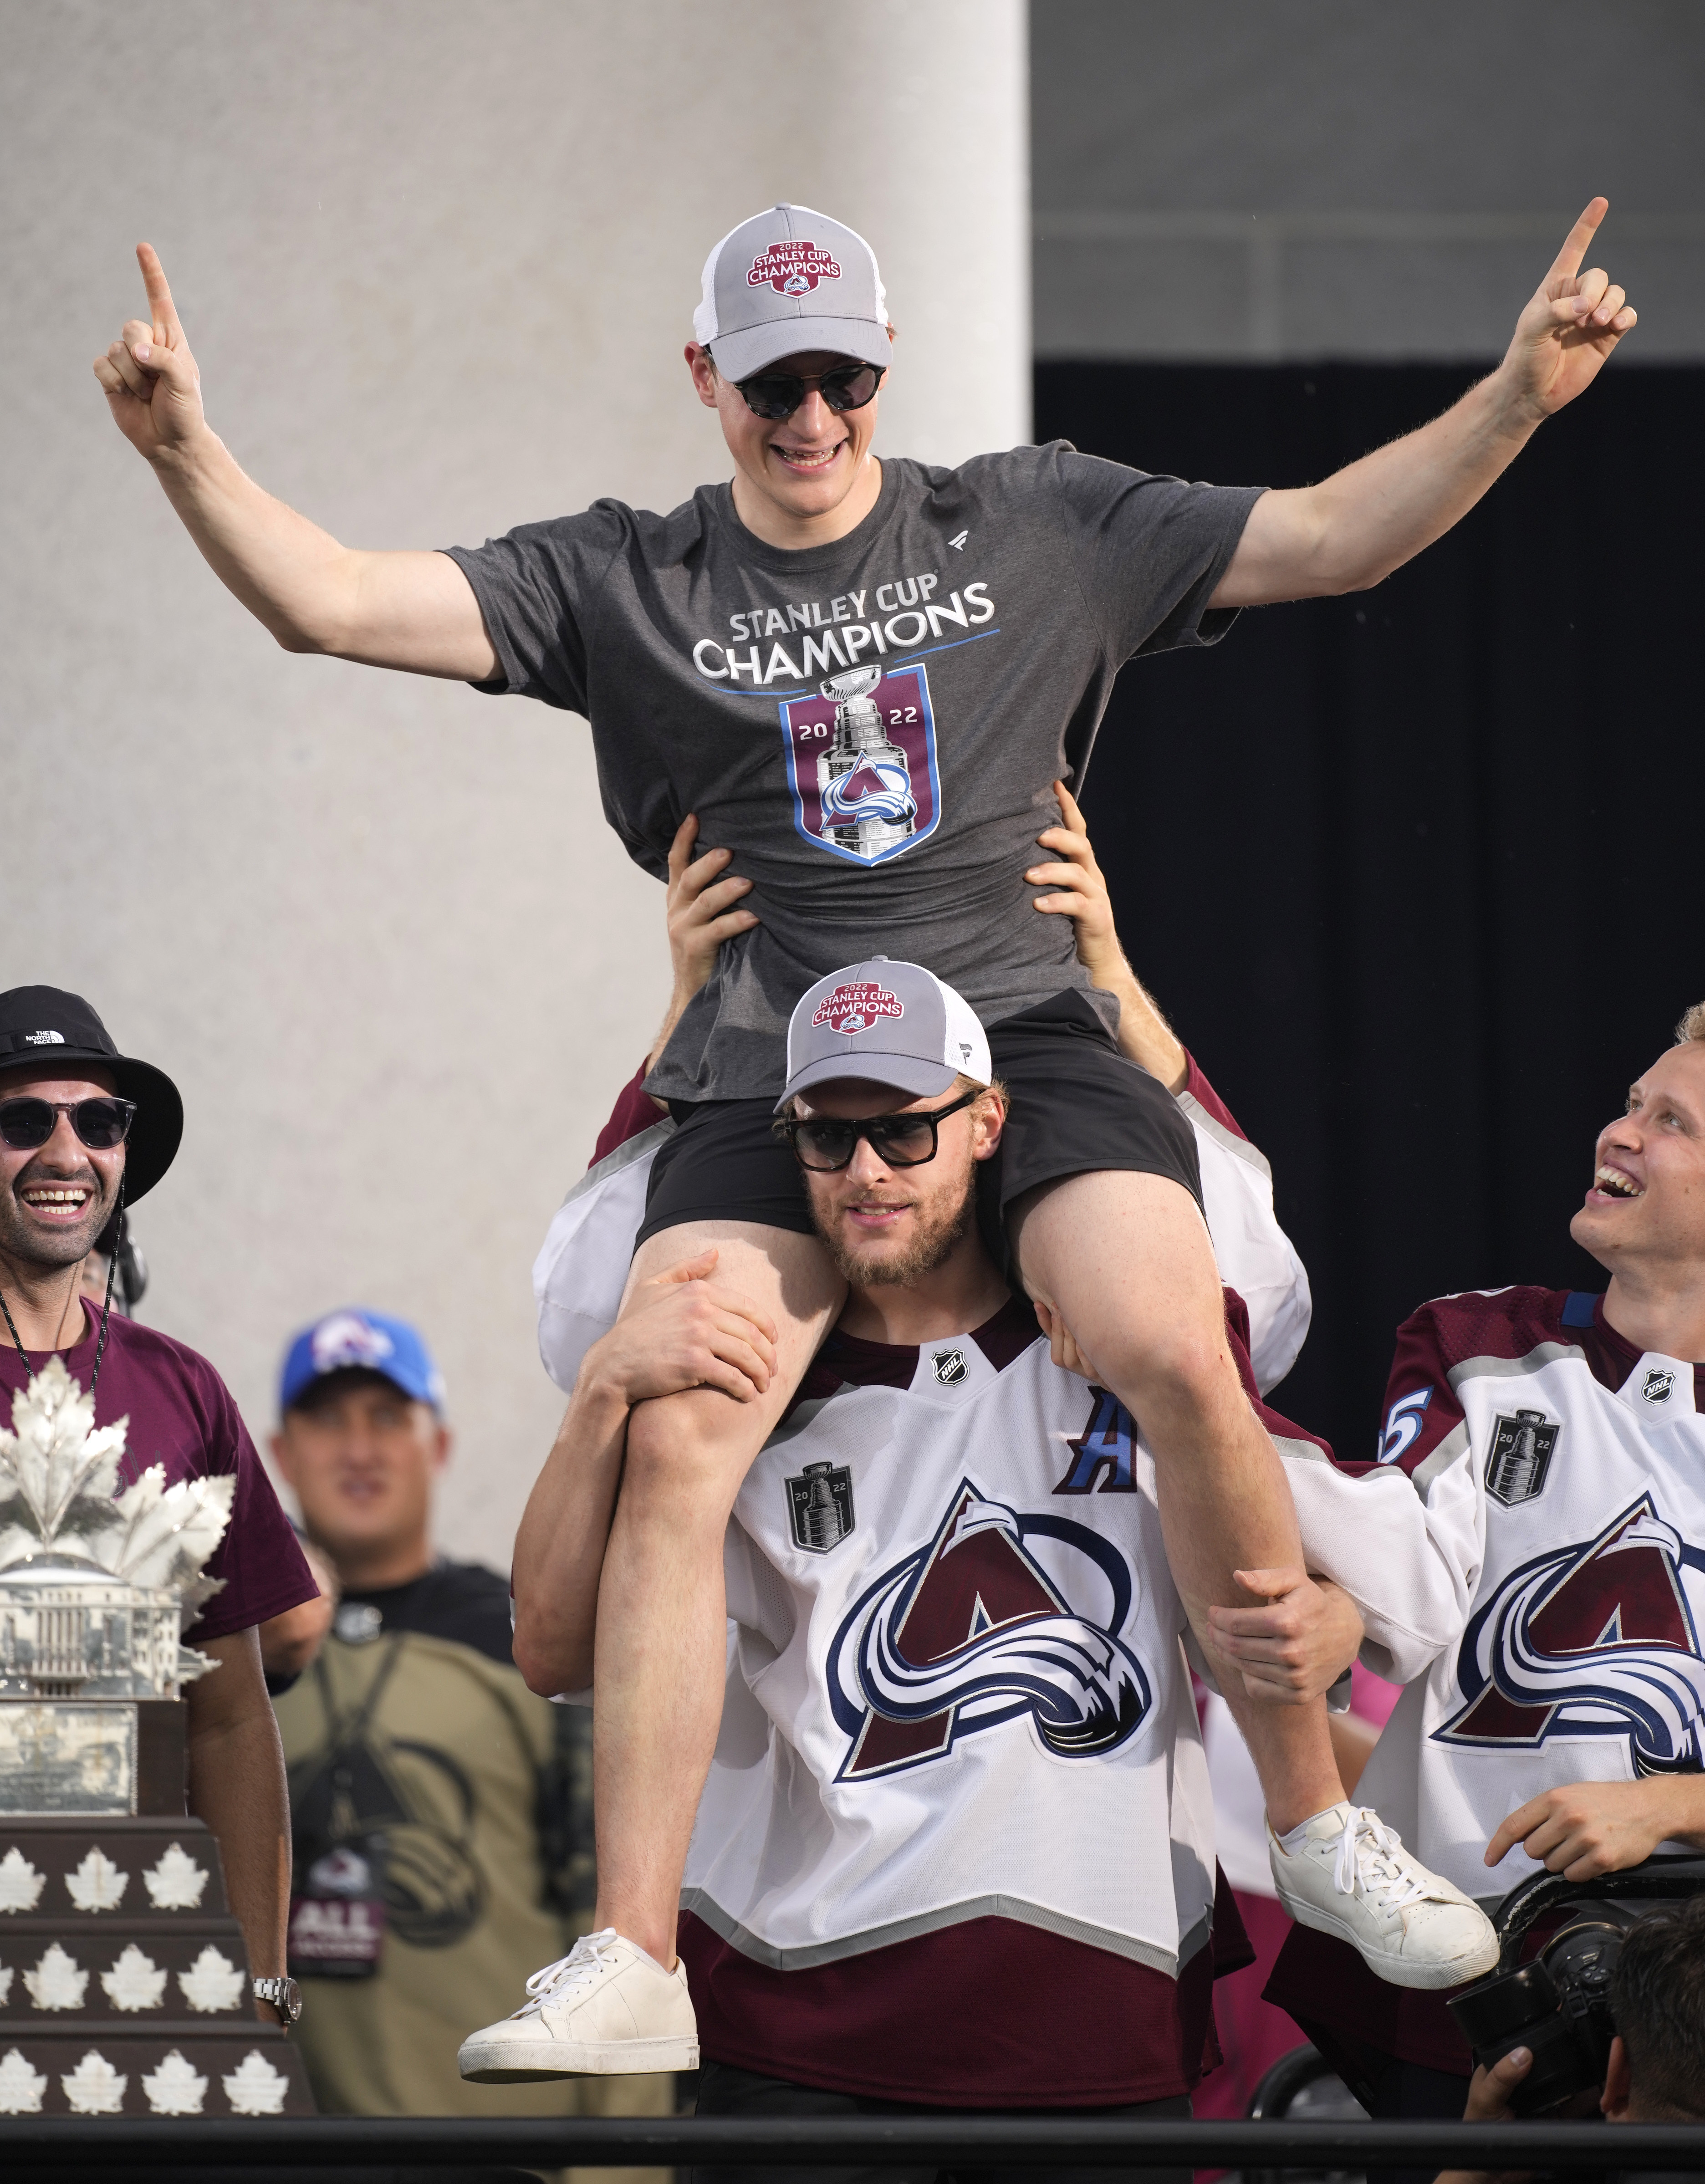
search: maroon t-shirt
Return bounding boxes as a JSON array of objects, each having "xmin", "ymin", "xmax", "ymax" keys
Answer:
[{"xmin": 0, "ymin": 1299, "xmax": 316, "ymax": 1642}]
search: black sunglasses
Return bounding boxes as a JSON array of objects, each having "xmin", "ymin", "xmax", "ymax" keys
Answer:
[
  {"xmin": 730, "ymin": 359, "xmax": 885, "ymax": 422},
  {"xmin": 0, "ymin": 1097, "xmax": 136, "ymax": 1153},
  {"xmin": 774, "ymin": 1087, "xmax": 979, "ymax": 1173}
]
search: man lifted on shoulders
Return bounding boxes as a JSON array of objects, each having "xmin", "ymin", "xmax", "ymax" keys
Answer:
[
  {"xmin": 95, "ymin": 201, "xmax": 1635, "ymax": 2032},
  {"xmin": 464, "ymin": 960, "xmax": 1373, "ymax": 2155}
]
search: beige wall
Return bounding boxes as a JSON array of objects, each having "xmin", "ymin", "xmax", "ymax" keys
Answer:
[{"xmin": 4, "ymin": 0, "xmax": 1029, "ymax": 1571}]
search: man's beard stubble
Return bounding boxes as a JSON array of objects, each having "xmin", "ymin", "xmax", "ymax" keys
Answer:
[
  {"xmin": 810, "ymin": 1167, "xmax": 978, "ymax": 1289},
  {"xmin": 0, "ymin": 1158, "xmax": 116, "ymax": 1272}
]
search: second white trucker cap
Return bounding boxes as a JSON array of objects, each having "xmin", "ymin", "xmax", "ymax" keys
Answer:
[{"xmin": 778, "ymin": 959, "xmax": 990, "ymax": 1112}]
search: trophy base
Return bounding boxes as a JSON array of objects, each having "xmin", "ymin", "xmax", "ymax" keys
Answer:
[
  {"xmin": 0, "ymin": 1814, "xmax": 314, "ymax": 2118},
  {"xmin": 0, "ymin": 1701, "xmax": 186, "ymax": 1819}
]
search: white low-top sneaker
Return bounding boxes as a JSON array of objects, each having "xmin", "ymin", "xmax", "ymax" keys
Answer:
[
  {"xmin": 1268, "ymin": 1803, "xmax": 1500, "ymax": 1991},
  {"xmin": 458, "ymin": 1927, "xmax": 700, "ymax": 2080}
]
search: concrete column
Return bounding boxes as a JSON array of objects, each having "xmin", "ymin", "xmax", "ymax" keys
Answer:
[{"xmin": 5, "ymin": 0, "xmax": 1029, "ymax": 1567}]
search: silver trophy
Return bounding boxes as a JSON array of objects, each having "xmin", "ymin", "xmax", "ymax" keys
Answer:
[
  {"xmin": 0, "ymin": 1359, "xmax": 311, "ymax": 2117},
  {"xmin": 817, "ymin": 665, "xmax": 917, "ymax": 858},
  {"xmin": 0, "ymin": 1356, "xmax": 230, "ymax": 1814}
]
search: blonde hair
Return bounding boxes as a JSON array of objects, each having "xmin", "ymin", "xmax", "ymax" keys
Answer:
[{"xmin": 1676, "ymin": 1001, "xmax": 1705, "ymax": 1046}]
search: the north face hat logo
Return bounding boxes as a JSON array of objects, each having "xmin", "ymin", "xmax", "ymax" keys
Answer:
[
  {"xmin": 24, "ymin": 1030, "xmax": 66, "ymax": 1046},
  {"xmin": 748, "ymin": 240, "xmax": 842, "ymax": 296},
  {"xmin": 813, "ymin": 983, "xmax": 903, "ymax": 1037}
]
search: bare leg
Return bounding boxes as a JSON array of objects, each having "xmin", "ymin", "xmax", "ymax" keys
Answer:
[
  {"xmin": 1012, "ymin": 1170, "xmax": 1343, "ymax": 1833},
  {"xmin": 591, "ymin": 1220, "xmax": 842, "ymax": 1962}
]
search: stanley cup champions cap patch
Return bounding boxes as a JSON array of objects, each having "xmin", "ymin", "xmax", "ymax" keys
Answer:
[
  {"xmin": 694, "ymin": 204, "xmax": 891, "ymax": 384},
  {"xmin": 778, "ymin": 959, "xmax": 990, "ymax": 1111}
]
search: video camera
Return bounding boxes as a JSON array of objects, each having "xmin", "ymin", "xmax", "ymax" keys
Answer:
[{"xmin": 1448, "ymin": 1852, "xmax": 1705, "ymax": 2116}]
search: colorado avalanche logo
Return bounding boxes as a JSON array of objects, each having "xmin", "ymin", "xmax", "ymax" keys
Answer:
[
  {"xmin": 826, "ymin": 1479, "xmax": 1151, "ymax": 1780},
  {"xmin": 781, "ymin": 662, "xmax": 940, "ymax": 868},
  {"xmin": 1437, "ymin": 1495, "xmax": 1705, "ymax": 1776}
]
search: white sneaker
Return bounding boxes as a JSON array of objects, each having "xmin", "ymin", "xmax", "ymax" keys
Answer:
[
  {"xmin": 1268, "ymin": 1803, "xmax": 1500, "ymax": 1991},
  {"xmin": 458, "ymin": 1927, "xmax": 700, "ymax": 2079}
]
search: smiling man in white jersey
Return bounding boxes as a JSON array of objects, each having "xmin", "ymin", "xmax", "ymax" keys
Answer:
[
  {"xmin": 1241, "ymin": 1004, "xmax": 1705, "ymax": 2135},
  {"xmin": 96, "ymin": 198, "xmax": 1636, "ymax": 2029},
  {"xmin": 455, "ymin": 961, "xmax": 1452, "ymax": 2171}
]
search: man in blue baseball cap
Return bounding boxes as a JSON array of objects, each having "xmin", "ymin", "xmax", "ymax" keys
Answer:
[{"xmin": 267, "ymin": 1308, "xmax": 675, "ymax": 2147}]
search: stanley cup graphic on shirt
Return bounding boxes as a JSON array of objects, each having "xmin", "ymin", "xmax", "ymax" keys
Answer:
[{"xmin": 816, "ymin": 667, "xmax": 918, "ymax": 858}]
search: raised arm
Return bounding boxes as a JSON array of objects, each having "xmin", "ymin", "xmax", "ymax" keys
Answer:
[
  {"xmin": 1026, "ymin": 781, "xmax": 1187, "ymax": 1091},
  {"xmin": 511, "ymin": 1248, "xmax": 777, "ymax": 1697},
  {"xmin": 1212, "ymin": 199, "xmax": 1635, "ymax": 607},
  {"xmin": 93, "ymin": 245, "xmax": 495, "ymax": 677}
]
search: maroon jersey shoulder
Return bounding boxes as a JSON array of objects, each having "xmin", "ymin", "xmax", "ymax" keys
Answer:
[
  {"xmin": 1347, "ymin": 1286, "xmax": 1629, "ymax": 1484},
  {"xmin": 591, "ymin": 1058, "xmax": 664, "ymax": 1167},
  {"xmin": 1181, "ymin": 1051, "xmax": 1246, "ymax": 1142},
  {"xmin": 1223, "ymin": 1286, "xmax": 1333, "ymax": 1462}
]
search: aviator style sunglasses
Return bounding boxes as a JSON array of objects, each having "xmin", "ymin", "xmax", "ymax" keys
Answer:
[
  {"xmin": 773, "ymin": 1087, "xmax": 978, "ymax": 1173},
  {"xmin": 0, "ymin": 1097, "xmax": 137, "ymax": 1153},
  {"xmin": 730, "ymin": 359, "xmax": 886, "ymax": 422}
]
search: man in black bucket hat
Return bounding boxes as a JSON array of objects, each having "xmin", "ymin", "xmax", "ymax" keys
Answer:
[{"xmin": 0, "ymin": 984, "xmax": 320, "ymax": 2025}]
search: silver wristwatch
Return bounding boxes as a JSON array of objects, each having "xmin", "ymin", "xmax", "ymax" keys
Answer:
[{"xmin": 253, "ymin": 1975, "xmax": 303, "ymax": 2025}]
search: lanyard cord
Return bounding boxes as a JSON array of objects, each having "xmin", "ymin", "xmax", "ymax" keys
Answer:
[
  {"xmin": 0, "ymin": 1177, "xmax": 125, "ymax": 1411},
  {"xmin": 314, "ymin": 1631, "xmax": 407, "ymax": 1759}
]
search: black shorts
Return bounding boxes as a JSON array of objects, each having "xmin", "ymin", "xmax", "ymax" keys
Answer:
[{"xmin": 636, "ymin": 990, "xmax": 1201, "ymax": 1271}]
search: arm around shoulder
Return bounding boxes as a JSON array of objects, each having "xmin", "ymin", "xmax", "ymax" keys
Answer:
[{"xmin": 510, "ymin": 1248, "xmax": 781, "ymax": 1695}]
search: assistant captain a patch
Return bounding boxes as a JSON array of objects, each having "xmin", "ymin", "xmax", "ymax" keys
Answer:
[{"xmin": 787, "ymin": 1460, "xmax": 857, "ymax": 1554}]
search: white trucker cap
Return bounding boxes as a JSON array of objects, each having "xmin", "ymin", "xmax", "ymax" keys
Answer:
[
  {"xmin": 778, "ymin": 959, "xmax": 990, "ymax": 1112},
  {"xmin": 694, "ymin": 204, "xmax": 891, "ymax": 383}
]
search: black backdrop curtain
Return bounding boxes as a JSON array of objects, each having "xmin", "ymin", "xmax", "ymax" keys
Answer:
[{"xmin": 1033, "ymin": 362, "xmax": 1704, "ymax": 1462}]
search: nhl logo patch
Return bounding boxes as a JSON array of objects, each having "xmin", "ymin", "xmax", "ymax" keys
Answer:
[
  {"xmin": 931, "ymin": 1349, "xmax": 967, "ymax": 1385},
  {"xmin": 787, "ymin": 1460, "xmax": 856, "ymax": 1554},
  {"xmin": 1642, "ymin": 1368, "xmax": 1677, "ymax": 1406},
  {"xmin": 1485, "ymin": 1408, "xmax": 1559, "ymax": 1506}
]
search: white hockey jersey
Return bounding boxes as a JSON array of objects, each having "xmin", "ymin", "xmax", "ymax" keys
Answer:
[
  {"xmin": 673, "ymin": 1292, "xmax": 1276, "ymax": 2104},
  {"xmin": 535, "ymin": 1055, "xmax": 1312, "ymax": 1396},
  {"xmin": 1276, "ymin": 1285, "xmax": 1705, "ymax": 1908},
  {"xmin": 686, "ymin": 1300, "xmax": 1212, "ymax": 1974}
]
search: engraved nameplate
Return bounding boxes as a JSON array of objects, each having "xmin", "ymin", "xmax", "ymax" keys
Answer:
[{"xmin": 0, "ymin": 1704, "xmax": 138, "ymax": 1815}]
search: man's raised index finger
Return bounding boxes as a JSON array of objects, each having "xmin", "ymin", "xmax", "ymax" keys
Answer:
[
  {"xmin": 136, "ymin": 242, "xmax": 183, "ymax": 343},
  {"xmin": 1547, "ymin": 197, "xmax": 1608, "ymax": 285}
]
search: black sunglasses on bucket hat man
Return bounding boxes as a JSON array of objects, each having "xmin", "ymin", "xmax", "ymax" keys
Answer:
[{"xmin": 0, "ymin": 986, "xmax": 184, "ymax": 1202}]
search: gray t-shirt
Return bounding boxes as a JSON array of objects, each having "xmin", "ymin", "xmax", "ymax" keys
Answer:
[{"xmin": 445, "ymin": 442, "xmax": 1261, "ymax": 1102}]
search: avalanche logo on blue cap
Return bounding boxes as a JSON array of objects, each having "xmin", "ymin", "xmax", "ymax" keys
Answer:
[{"xmin": 311, "ymin": 1312, "xmax": 394, "ymax": 1375}]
